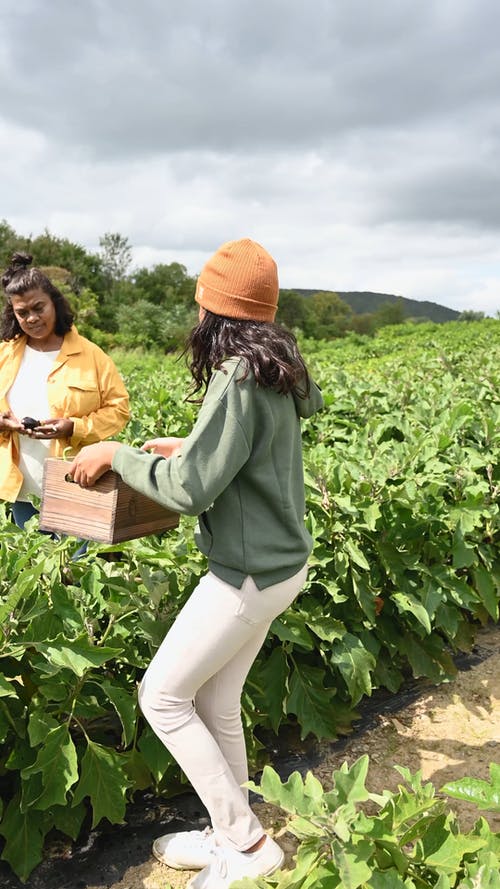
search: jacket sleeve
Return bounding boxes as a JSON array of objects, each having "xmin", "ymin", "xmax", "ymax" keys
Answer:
[
  {"xmin": 69, "ymin": 352, "xmax": 130, "ymax": 448},
  {"xmin": 112, "ymin": 392, "xmax": 252, "ymax": 516}
]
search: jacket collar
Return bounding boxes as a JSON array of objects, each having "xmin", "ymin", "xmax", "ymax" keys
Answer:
[
  {"xmin": 7, "ymin": 325, "xmax": 81, "ymax": 357},
  {"xmin": 56, "ymin": 326, "xmax": 82, "ymax": 358},
  {"xmin": 4, "ymin": 327, "xmax": 82, "ymax": 383}
]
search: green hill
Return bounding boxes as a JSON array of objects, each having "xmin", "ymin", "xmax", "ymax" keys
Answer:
[{"xmin": 293, "ymin": 289, "xmax": 459, "ymax": 323}]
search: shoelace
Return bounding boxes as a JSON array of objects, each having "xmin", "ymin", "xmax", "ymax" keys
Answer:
[
  {"xmin": 201, "ymin": 826, "xmax": 214, "ymax": 839},
  {"xmin": 190, "ymin": 826, "xmax": 214, "ymax": 848},
  {"xmin": 208, "ymin": 845, "xmax": 229, "ymax": 878}
]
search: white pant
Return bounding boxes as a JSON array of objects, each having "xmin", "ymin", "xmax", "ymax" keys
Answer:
[{"xmin": 138, "ymin": 565, "xmax": 308, "ymax": 851}]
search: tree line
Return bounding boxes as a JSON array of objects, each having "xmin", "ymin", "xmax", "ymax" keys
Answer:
[{"xmin": 0, "ymin": 221, "xmax": 485, "ymax": 351}]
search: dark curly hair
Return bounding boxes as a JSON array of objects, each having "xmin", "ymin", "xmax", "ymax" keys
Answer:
[
  {"xmin": 184, "ymin": 310, "xmax": 311, "ymax": 401},
  {"xmin": 1, "ymin": 252, "xmax": 74, "ymax": 340}
]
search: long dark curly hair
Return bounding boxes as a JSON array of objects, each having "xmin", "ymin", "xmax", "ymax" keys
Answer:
[
  {"xmin": 185, "ymin": 310, "xmax": 310, "ymax": 401},
  {"xmin": 1, "ymin": 252, "xmax": 74, "ymax": 340}
]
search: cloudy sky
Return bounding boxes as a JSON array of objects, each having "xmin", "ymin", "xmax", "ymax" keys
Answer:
[{"xmin": 1, "ymin": 0, "xmax": 499, "ymax": 314}]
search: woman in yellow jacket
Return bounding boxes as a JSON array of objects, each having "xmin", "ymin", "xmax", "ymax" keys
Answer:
[{"xmin": 0, "ymin": 252, "xmax": 130, "ymax": 530}]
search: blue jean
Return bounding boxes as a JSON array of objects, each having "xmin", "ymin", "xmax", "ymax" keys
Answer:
[
  {"xmin": 11, "ymin": 500, "xmax": 88, "ymax": 558},
  {"xmin": 11, "ymin": 500, "xmax": 40, "ymax": 529}
]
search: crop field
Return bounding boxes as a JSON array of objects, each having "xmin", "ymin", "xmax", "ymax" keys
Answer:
[{"xmin": 0, "ymin": 319, "xmax": 499, "ymax": 881}]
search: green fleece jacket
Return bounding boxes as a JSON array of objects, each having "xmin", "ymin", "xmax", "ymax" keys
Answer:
[{"xmin": 112, "ymin": 358, "xmax": 323, "ymax": 589}]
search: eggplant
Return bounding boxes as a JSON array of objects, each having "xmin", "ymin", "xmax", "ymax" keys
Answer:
[{"xmin": 22, "ymin": 417, "xmax": 41, "ymax": 430}]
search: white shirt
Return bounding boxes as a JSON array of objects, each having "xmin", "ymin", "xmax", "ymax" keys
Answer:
[{"xmin": 7, "ymin": 345, "xmax": 59, "ymax": 500}]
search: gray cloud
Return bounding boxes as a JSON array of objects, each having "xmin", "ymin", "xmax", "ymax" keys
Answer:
[
  {"xmin": 1, "ymin": 0, "xmax": 500, "ymax": 313},
  {"xmin": 3, "ymin": 0, "xmax": 500, "ymax": 155}
]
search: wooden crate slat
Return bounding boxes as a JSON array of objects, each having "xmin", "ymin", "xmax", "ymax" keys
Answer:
[{"xmin": 40, "ymin": 458, "xmax": 179, "ymax": 543}]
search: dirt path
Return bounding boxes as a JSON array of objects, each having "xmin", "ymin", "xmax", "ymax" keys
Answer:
[{"xmin": 83, "ymin": 623, "xmax": 499, "ymax": 889}]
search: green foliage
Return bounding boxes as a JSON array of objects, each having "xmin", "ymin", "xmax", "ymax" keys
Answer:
[
  {"xmin": 442, "ymin": 764, "xmax": 500, "ymax": 813},
  {"xmin": 0, "ymin": 222, "xmax": 198, "ymax": 350},
  {"xmin": 114, "ymin": 300, "xmax": 198, "ymax": 350},
  {"xmin": 0, "ymin": 318, "xmax": 499, "ymax": 880},
  {"xmin": 2, "ymin": 220, "xmax": 473, "ymax": 350},
  {"xmin": 372, "ymin": 297, "xmax": 406, "ymax": 327},
  {"xmin": 308, "ymin": 291, "xmax": 354, "ymax": 338},
  {"xmin": 0, "ymin": 512, "xmax": 204, "ymax": 879},
  {"xmin": 131, "ymin": 262, "xmax": 196, "ymax": 307},
  {"xmin": 0, "ymin": 223, "xmax": 106, "ymax": 297},
  {"xmin": 295, "ymin": 288, "xmax": 461, "ymax": 324},
  {"xmin": 458, "ymin": 310, "xmax": 486, "ymax": 322},
  {"xmin": 279, "ymin": 290, "xmax": 450, "ymax": 339},
  {"xmin": 99, "ymin": 232, "xmax": 132, "ymax": 282},
  {"xmin": 246, "ymin": 319, "xmax": 499, "ymax": 741},
  {"xmin": 277, "ymin": 290, "xmax": 316, "ymax": 335},
  {"xmin": 238, "ymin": 758, "xmax": 500, "ymax": 888},
  {"xmin": 115, "ymin": 299, "xmax": 167, "ymax": 349},
  {"xmin": 0, "ymin": 220, "xmax": 21, "ymax": 267},
  {"xmin": 349, "ymin": 312, "xmax": 378, "ymax": 335}
]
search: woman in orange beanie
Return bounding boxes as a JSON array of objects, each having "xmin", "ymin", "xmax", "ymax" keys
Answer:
[{"xmin": 69, "ymin": 238, "xmax": 323, "ymax": 888}]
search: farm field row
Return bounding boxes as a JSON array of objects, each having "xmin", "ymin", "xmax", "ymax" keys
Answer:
[{"xmin": 0, "ymin": 319, "xmax": 499, "ymax": 881}]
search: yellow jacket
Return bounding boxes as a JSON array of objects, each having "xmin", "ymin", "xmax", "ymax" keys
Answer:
[{"xmin": 0, "ymin": 327, "xmax": 130, "ymax": 501}]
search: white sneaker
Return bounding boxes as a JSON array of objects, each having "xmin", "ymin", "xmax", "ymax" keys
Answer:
[
  {"xmin": 187, "ymin": 835, "xmax": 285, "ymax": 888},
  {"xmin": 152, "ymin": 826, "xmax": 216, "ymax": 870}
]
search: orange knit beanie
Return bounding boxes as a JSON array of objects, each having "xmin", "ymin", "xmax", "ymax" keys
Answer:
[{"xmin": 195, "ymin": 238, "xmax": 279, "ymax": 322}]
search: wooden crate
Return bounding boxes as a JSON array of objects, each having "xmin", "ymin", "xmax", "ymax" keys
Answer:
[{"xmin": 39, "ymin": 458, "xmax": 179, "ymax": 543}]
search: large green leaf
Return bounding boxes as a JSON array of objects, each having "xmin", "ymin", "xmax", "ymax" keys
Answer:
[
  {"xmin": 417, "ymin": 814, "xmax": 485, "ymax": 873},
  {"xmin": 391, "ymin": 591, "xmax": 432, "ymax": 633},
  {"xmin": 442, "ymin": 763, "xmax": 500, "ymax": 813},
  {"xmin": 247, "ymin": 765, "xmax": 325, "ymax": 817},
  {"xmin": 344, "ymin": 538, "xmax": 371, "ymax": 571},
  {"xmin": 270, "ymin": 612, "xmax": 315, "ymax": 649},
  {"xmin": 27, "ymin": 708, "xmax": 59, "ymax": 746},
  {"xmin": 0, "ymin": 674, "xmax": 15, "ymax": 697},
  {"xmin": 330, "ymin": 634, "xmax": 375, "ymax": 705},
  {"xmin": 384, "ymin": 766, "xmax": 442, "ymax": 831},
  {"xmin": 461, "ymin": 852, "xmax": 500, "ymax": 888},
  {"xmin": 50, "ymin": 800, "xmax": 87, "ymax": 840},
  {"xmin": 21, "ymin": 724, "xmax": 78, "ymax": 810},
  {"xmin": 330, "ymin": 756, "xmax": 371, "ymax": 806},
  {"xmin": 72, "ymin": 739, "xmax": 131, "ymax": 827},
  {"xmin": 331, "ymin": 838, "xmax": 373, "ymax": 889},
  {"xmin": 472, "ymin": 566, "xmax": 499, "ymax": 620},
  {"xmin": 451, "ymin": 526, "xmax": 476, "ymax": 569},
  {"xmin": 0, "ymin": 793, "xmax": 46, "ymax": 882},
  {"xmin": 350, "ymin": 570, "xmax": 377, "ymax": 621},
  {"xmin": 0, "ymin": 562, "xmax": 45, "ymax": 629},
  {"xmin": 255, "ymin": 646, "xmax": 289, "ymax": 732},
  {"xmin": 286, "ymin": 663, "xmax": 339, "ymax": 740},
  {"xmin": 367, "ymin": 871, "xmax": 411, "ymax": 889},
  {"xmin": 137, "ymin": 726, "xmax": 175, "ymax": 783},
  {"xmin": 303, "ymin": 605, "xmax": 346, "ymax": 643},
  {"xmin": 362, "ymin": 502, "xmax": 381, "ymax": 532},
  {"xmin": 98, "ymin": 680, "xmax": 137, "ymax": 747},
  {"xmin": 32, "ymin": 635, "xmax": 123, "ymax": 676},
  {"xmin": 400, "ymin": 635, "xmax": 455, "ymax": 682}
]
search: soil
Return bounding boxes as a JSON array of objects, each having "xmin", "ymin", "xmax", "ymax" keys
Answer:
[{"xmin": 2, "ymin": 624, "xmax": 499, "ymax": 889}]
